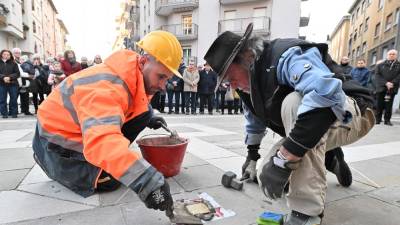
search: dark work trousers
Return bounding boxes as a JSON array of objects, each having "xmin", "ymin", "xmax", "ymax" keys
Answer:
[
  {"xmin": 199, "ymin": 93, "xmax": 214, "ymax": 113},
  {"xmin": 32, "ymin": 110, "xmax": 152, "ymax": 197},
  {"xmin": 0, "ymin": 84, "xmax": 19, "ymax": 117},
  {"xmin": 184, "ymin": 91, "xmax": 197, "ymax": 113},
  {"xmin": 219, "ymin": 91, "xmax": 227, "ymax": 114},
  {"xmin": 375, "ymin": 91, "xmax": 396, "ymax": 122},
  {"xmin": 20, "ymin": 91, "xmax": 31, "ymax": 114},
  {"xmin": 167, "ymin": 90, "xmax": 174, "ymax": 113},
  {"xmin": 159, "ymin": 94, "xmax": 166, "ymax": 113}
]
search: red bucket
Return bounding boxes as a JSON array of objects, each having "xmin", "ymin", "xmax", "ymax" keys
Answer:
[{"xmin": 136, "ymin": 134, "xmax": 189, "ymax": 177}]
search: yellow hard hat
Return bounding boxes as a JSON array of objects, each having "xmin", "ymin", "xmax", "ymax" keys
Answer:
[{"xmin": 136, "ymin": 30, "xmax": 183, "ymax": 78}]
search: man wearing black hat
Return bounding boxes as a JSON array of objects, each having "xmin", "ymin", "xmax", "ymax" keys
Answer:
[{"xmin": 204, "ymin": 23, "xmax": 375, "ymax": 224}]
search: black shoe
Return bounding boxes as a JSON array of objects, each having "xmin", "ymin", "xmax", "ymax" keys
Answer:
[
  {"xmin": 2, "ymin": 115, "xmax": 8, "ymax": 119},
  {"xmin": 185, "ymin": 112, "xmax": 190, "ymax": 115},
  {"xmin": 174, "ymin": 111, "xmax": 179, "ymax": 114},
  {"xmin": 24, "ymin": 112, "xmax": 34, "ymax": 116},
  {"xmin": 376, "ymin": 120, "xmax": 381, "ymax": 124},
  {"xmin": 283, "ymin": 211, "xmax": 322, "ymax": 225},
  {"xmin": 208, "ymin": 112, "xmax": 213, "ymax": 115},
  {"xmin": 168, "ymin": 111, "xmax": 173, "ymax": 114},
  {"xmin": 11, "ymin": 115, "xmax": 17, "ymax": 118},
  {"xmin": 326, "ymin": 147, "xmax": 352, "ymax": 187},
  {"xmin": 199, "ymin": 111, "xmax": 204, "ymax": 115},
  {"xmin": 384, "ymin": 121, "xmax": 393, "ymax": 126}
]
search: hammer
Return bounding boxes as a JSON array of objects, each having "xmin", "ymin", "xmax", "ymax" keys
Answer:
[{"xmin": 221, "ymin": 171, "xmax": 244, "ymax": 191}]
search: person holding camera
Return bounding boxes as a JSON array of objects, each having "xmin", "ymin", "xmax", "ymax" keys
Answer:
[
  {"xmin": 375, "ymin": 49, "xmax": 400, "ymax": 126},
  {"xmin": 47, "ymin": 61, "xmax": 66, "ymax": 90}
]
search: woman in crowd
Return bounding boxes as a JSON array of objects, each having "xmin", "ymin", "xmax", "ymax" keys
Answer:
[
  {"xmin": 61, "ymin": 50, "xmax": 82, "ymax": 76},
  {"xmin": 48, "ymin": 61, "xmax": 66, "ymax": 90},
  {"xmin": 183, "ymin": 60, "xmax": 200, "ymax": 115},
  {"xmin": 0, "ymin": 50, "xmax": 20, "ymax": 118}
]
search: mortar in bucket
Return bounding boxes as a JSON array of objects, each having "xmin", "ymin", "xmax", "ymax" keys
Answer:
[{"xmin": 136, "ymin": 134, "xmax": 189, "ymax": 177}]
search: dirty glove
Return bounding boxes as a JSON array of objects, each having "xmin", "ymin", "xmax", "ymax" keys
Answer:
[
  {"xmin": 144, "ymin": 181, "xmax": 173, "ymax": 211},
  {"xmin": 241, "ymin": 144, "xmax": 260, "ymax": 182},
  {"xmin": 147, "ymin": 116, "xmax": 167, "ymax": 130},
  {"xmin": 259, "ymin": 151, "xmax": 300, "ymax": 200}
]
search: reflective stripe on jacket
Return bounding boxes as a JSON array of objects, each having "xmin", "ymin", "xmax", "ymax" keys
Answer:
[{"xmin": 36, "ymin": 50, "xmax": 151, "ymax": 189}]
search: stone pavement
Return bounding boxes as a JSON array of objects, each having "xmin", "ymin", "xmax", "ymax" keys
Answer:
[{"xmin": 1, "ymin": 113, "xmax": 400, "ymax": 225}]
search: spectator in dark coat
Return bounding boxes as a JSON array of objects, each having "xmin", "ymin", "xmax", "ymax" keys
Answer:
[
  {"xmin": 0, "ymin": 50, "xmax": 20, "ymax": 118},
  {"xmin": 61, "ymin": 50, "xmax": 82, "ymax": 76},
  {"xmin": 350, "ymin": 59, "xmax": 370, "ymax": 87},
  {"xmin": 167, "ymin": 62, "xmax": 186, "ymax": 114},
  {"xmin": 374, "ymin": 50, "xmax": 400, "ymax": 126},
  {"xmin": 31, "ymin": 55, "xmax": 49, "ymax": 113},
  {"xmin": 339, "ymin": 56, "xmax": 353, "ymax": 75},
  {"xmin": 198, "ymin": 63, "xmax": 217, "ymax": 114}
]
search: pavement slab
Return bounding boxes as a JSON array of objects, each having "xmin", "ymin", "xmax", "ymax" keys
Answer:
[
  {"xmin": 0, "ymin": 148, "xmax": 35, "ymax": 171},
  {"xmin": 0, "ymin": 169, "xmax": 29, "ymax": 191},
  {"xmin": 174, "ymin": 164, "xmax": 224, "ymax": 191},
  {"xmin": 19, "ymin": 164, "xmax": 52, "ymax": 185},
  {"xmin": 0, "ymin": 191, "xmax": 93, "ymax": 224}
]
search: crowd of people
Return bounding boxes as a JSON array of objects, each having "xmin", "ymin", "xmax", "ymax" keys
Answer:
[
  {"xmin": 150, "ymin": 59, "xmax": 244, "ymax": 115},
  {"xmin": 337, "ymin": 49, "xmax": 400, "ymax": 126},
  {"xmin": 0, "ymin": 48, "xmax": 103, "ymax": 118}
]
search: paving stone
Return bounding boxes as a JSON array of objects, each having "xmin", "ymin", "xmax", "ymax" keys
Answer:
[
  {"xmin": 16, "ymin": 132, "xmax": 34, "ymax": 142},
  {"xmin": 181, "ymin": 152, "xmax": 208, "ymax": 168},
  {"xmin": 167, "ymin": 177, "xmax": 185, "ymax": 194},
  {"xmin": 19, "ymin": 164, "xmax": 51, "ymax": 185},
  {"xmin": 0, "ymin": 191, "xmax": 93, "ymax": 224},
  {"xmin": 99, "ymin": 185, "xmax": 139, "ymax": 206},
  {"xmin": 186, "ymin": 137, "xmax": 238, "ymax": 160},
  {"xmin": 0, "ymin": 129, "xmax": 32, "ymax": 142},
  {"xmin": 350, "ymin": 158, "xmax": 400, "ymax": 187},
  {"xmin": 121, "ymin": 200, "xmax": 170, "ymax": 225},
  {"xmin": 207, "ymin": 156, "xmax": 246, "ymax": 176},
  {"xmin": 4, "ymin": 205, "xmax": 126, "ymax": 225},
  {"xmin": 17, "ymin": 181, "xmax": 100, "ymax": 206},
  {"xmin": 343, "ymin": 141, "xmax": 400, "ymax": 163},
  {"xmin": 174, "ymin": 164, "xmax": 224, "ymax": 191},
  {"xmin": 324, "ymin": 195, "xmax": 400, "ymax": 225},
  {"xmin": 0, "ymin": 169, "xmax": 29, "ymax": 191},
  {"xmin": 0, "ymin": 149, "xmax": 35, "ymax": 171},
  {"xmin": 325, "ymin": 173, "xmax": 376, "ymax": 203},
  {"xmin": 367, "ymin": 186, "xmax": 400, "ymax": 207}
]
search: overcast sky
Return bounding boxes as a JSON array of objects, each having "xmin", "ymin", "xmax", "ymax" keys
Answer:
[{"xmin": 52, "ymin": 0, "xmax": 354, "ymax": 60}]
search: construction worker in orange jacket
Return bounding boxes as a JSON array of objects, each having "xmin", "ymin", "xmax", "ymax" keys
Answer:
[{"xmin": 32, "ymin": 30, "xmax": 183, "ymax": 212}]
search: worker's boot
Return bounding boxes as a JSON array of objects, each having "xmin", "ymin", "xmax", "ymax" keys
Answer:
[
  {"xmin": 282, "ymin": 211, "xmax": 322, "ymax": 225},
  {"xmin": 325, "ymin": 147, "xmax": 352, "ymax": 187}
]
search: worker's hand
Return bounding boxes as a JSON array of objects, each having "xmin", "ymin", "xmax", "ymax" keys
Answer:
[
  {"xmin": 147, "ymin": 116, "xmax": 167, "ymax": 130},
  {"xmin": 144, "ymin": 181, "xmax": 173, "ymax": 211},
  {"xmin": 386, "ymin": 82, "xmax": 394, "ymax": 89},
  {"xmin": 240, "ymin": 158, "xmax": 257, "ymax": 182},
  {"xmin": 259, "ymin": 151, "xmax": 300, "ymax": 200},
  {"xmin": 3, "ymin": 77, "xmax": 10, "ymax": 83}
]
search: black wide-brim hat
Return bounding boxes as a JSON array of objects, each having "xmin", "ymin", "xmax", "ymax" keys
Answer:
[{"xmin": 204, "ymin": 23, "xmax": 253, "ymax": 89}]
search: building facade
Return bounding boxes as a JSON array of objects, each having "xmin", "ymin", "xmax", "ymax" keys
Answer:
[
  {"xmin": 0, "ymin": 0, "xmax": 68, "ymax": 58},
  {"xmin": 113, "ymin": 0, "xmax": 140, "ymax": 51},
  {"xmin": 117, "ymin": 0, "xmax": 306, "ymax": 65},
  {"xmin": 330, "ymin": 0, "xmax": 400, "ymax": 66},
  {"xmin": 329, "ymin": 15, "xmax": 350, "ymax": 62}
]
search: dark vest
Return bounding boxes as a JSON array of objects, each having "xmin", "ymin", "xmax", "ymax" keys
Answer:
[{"xmin": 238, "ymin": 39, "xmax": 330, "ymax": 136}]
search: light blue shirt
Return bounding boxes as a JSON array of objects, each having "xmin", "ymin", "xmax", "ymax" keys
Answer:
[{"xmin": 277, "ymin": 46, "xmax": 352, "ymax": 123}]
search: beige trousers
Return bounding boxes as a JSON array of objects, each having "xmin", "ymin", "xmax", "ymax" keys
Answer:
[{"xmin": 258, "ymin": 92, "xmax": 375, "ymax": 216}]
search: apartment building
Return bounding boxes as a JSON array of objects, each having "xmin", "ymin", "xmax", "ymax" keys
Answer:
[
  {"xmin": 135, "ymin": 0, "xmax": 306, "ymax": 65},
  {"xmin": 330, "ymin": 0, "xmax": 400, "ymax": 66},
  {"xmin": 0, "ymin": 0, "xmax": 68, "ymax": 58},
  {"xmin": 329, "ymin": 15, "xmax": 351, "ymax": 62},
  {"xmin": 113, "ymin": 0, "xmax": 140, "ymax": 51}
]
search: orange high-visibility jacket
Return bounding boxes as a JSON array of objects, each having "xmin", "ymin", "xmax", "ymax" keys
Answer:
[{"xmin": 36, "ymin": 50, "xmax": 151, "ymax": 193}]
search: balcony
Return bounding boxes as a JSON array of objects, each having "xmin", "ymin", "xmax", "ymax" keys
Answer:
[
  {"xmin": 155, "ymin": 0, "xmax": 199, "ymax": 16},
  {"xmin": 0, "ymin": 3, "xmax": 9, "ymax": 27},
  {"xmin": 220, "ymin": 0, "xmax": 264, "ymax": 5},
  {"xmin": 160, "ymin": 23, "xmax": 198, "ymax": 41},
  {"xmin": 219, "ymin": 16, "xmax": 270, "ymax": 35}
]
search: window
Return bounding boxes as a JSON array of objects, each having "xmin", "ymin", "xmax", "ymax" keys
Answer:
[
  {"xmin": 182, "ymin": 47, "xmax": 192, "ymax": 65},
  {"xmin": 378, "ymin": 0, "xmax": 384, "ymax": 10},
  {"xmin": 351, "ymin": 14, "xmax": 355, "ymax": 24},
  {"xmin": 385, "ymin": 13, "xmax": 392, "ymax": 30},
  {"xmin": 395, "ymin": 8, "xmax": 400, "ymax": 25},
  {"xmin": 348, "ymin": 38, "xmax": 352, "ymax": 50},
  {"xmin": 356, "ymin": 8, "xmax": 360, "ymax": 18},
  {"xmin": 224, "ymin": 10, "xmax": 236, "ymax": 31},
  {"xmin": 365, "ymin": 17, "xmax": 369, "ymax": 31},
  {"xmin": 33, "ymin": 21, "xmax": 36, "ymax": 33},
  {"xmin": 352, "ymin": 49, "xmax": 356, "ymax": 58},
  {"xmin": 32, "ymin": 0, "xmax": 35, "ymax": 11},
  {"xmin": 356, "ymin": 46, "xmax": 361, "ymax": 57},
  {"xmin": 359, "ymin": 23, "xmax": 363, "ymax": 33},
  {"xmin": 374, "ymin": 23, "xmax": 381, "ymax": 37},
  {"xmin": 354, "ymin": 29, "xmax": 357, "ymax": 41},
  {"xmin": 361, "ymin": 1, "xmax": 365, "ymax": 11},
  {"xmin": 182, "ymin": 15, "xmax": 193, "ymax": 35},
  {"xmin": 382, "ymin": 47, "xmax": 388, "ymax": 59},
  {"xmin": 362, "ymin": 42, "xmax": 367, "ymax": 53},
  {"xmin": 253, "ymin": 7, "xmax": 267, "ymax": 30},
  {"xmin": 371, "ymin": 51, "xmax": 377, "ymax": 64}
]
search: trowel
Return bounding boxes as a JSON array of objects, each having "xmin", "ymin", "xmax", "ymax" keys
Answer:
[{"xmin": 161, "ymin": 123, "xmax": 179, "ymax": 138}]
